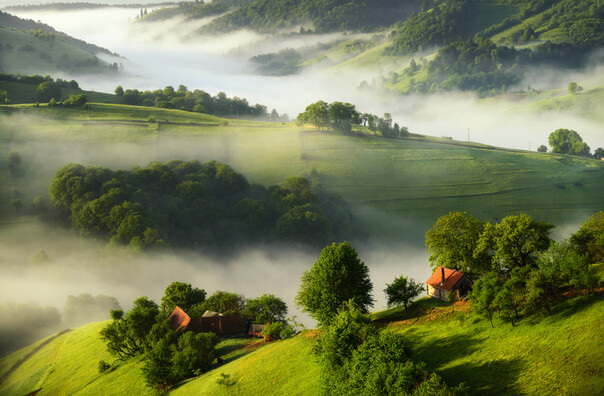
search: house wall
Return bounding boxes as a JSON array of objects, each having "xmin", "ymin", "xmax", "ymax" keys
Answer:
[{"xmin": 427, "ymin": 285, "xmax": 448, "ymax": 302}]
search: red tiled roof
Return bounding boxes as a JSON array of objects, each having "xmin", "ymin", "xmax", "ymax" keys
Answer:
[
  {"xmin": 168, "ymin": 306, "xmax": 191, "ymax": 331},
  {"xmin": 425, "ymin": 266, "xmax": 465, "ymax": 291}
]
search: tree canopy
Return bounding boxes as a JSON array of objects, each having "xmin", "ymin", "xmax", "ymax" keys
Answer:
[
  {"xmin": 48, "ymin": 160, "xmax": 354, "ymax": 251},
  {"xmin": 383, "ymin": 276, "xmax": 424, "ymax": 309},
  {"xmin": 296, "ymin": 241, "xmax": 373, "ymax": 326},
  {"xmin": 548, "ymin": 128, "xmax": 591, "ymax": 157}
]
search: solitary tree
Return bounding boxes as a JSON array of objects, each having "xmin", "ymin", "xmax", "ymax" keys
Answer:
[
  {"xmin": 548, "ymin": 129, "xmax": 591, "ymax": 157},
  {"xmin": 593, "ymin": 147, "xmax": 604, "ymax": 159},
  {"xmin": 384, "ymin": 276, "xmax": 424, "ymax": 309},
  {"xmin": 537, "ymin": 145, "xmax": 547, "ymax": 153},
  {"xmin": 296, "ymin": 242, "xmax": 373, "ymax": 326},
  {"xmin": 115, "ymin": 85, "xmax": 124, "ymax": 96},
  {"xmin": 7, "ymin": 150, "xmax": 21, "ymax": 179}
]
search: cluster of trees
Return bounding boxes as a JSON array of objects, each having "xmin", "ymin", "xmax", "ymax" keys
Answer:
[
  {"xmin": 199, "ymin": 0, "xmax": 422, "ymax": 34},
  {"xmin": 0, "ymin": 73, "xmax": 79, "ymax": 89},
  {"xmin": 297, "ymin": 100, "xmax": 409, "ymax": 138},
  {"xmin": 295, "ymin": 242, "xmax": 462, "ymax": 394},
  {"xmin": 426, "ymin": 211, "xmax": 603, "ymax": 326},
  {"xmin": 115, "ymin": 84, "xmax": 288, "ymax": 121},
  {"xmin": 48, "ymin": 160, "xmax": 354, "ymax": 251},
  {"xmin": 100, "ymin": 281, "xmax": 295, "ymax": 390}
]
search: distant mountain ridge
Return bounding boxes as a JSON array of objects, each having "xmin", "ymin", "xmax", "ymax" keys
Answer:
[{"xmin": 0, "ymin": 10, "xmax": 117, "ymax": 56}]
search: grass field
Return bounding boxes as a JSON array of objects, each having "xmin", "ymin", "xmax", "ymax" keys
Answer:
[
  {"xmin": 1, "ymin": 103, "xmax": 602, "ymax": 242},
  {"xmin": 1, "ymin": 293, "xmax": 601, "ymax": 395}
]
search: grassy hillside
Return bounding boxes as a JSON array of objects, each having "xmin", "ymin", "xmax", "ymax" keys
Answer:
[
  {"xmin": 1, "ymin": 293, "xmax": 601, "ymax": 395},
  {"xmin": 385, "ymin": 293, "xmax": 604, "ymax": 395},
  {"xmin": 1, "ymin": 103, "xmax": 602, "ymax": 242},
  {"xmin": 0, "ymin": 27, "xmax": 116, "ymax": 76}
]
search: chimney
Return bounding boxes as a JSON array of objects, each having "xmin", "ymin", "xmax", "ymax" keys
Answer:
[{"xmin": 440, "ymin": 267, "xmax": 445, "ymax": 285}]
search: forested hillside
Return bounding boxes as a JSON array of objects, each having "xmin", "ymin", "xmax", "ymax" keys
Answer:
[{"xmin": 199, "ymin": 0, "xmax": 422, "ymax": 34}]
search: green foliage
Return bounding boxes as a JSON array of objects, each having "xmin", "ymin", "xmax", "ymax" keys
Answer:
[
  {"xmin": 48, "ymin": 160, "xmax": 353, "ymax": 250},
  {"xmin": 63, "ymin": 93, "xmax": 87, "ymax": 107},
  {"xmin": 384, "ymin": 275, "xmax": 424, "ymax": 309},
  {"xmin": 571, "ymin": 212, "xmax": 604, "ymax": 264},
  {"xmin": 196, "ymin": 291, "xmax": 245, "ymax": 316},
  {"xmin": 537, "ymin": 145, "xmax": 547, "ymax": 153},
  {"xmin": 469, "ymin": 272, "xmax": 502, "ymax": 327},
  {"xmin": 216, "ymin": 372, "xmax": 236, "ymax": 387},
  {"xmin": 568, "ymin": 82, "xmax": 584, "ymax": 95},
  {"xmin": 99, "ymin": 296, "xmax": 159, "ymax": 359},
  {"xmin": 160, "ymin": 282, "xmax": 206, "ymax": 315},
  {"xmin": 171, "ymin": 332, "xmax": 218, "ymax": 381},
  {"xmin": 261, "ymin": 321, "xmax": 286, "ymax": 341},
  {"xmin": 98, "ymin": 360, "xmax": 111, "ymax": 374},
  {"xmin": 36, "ymin": 81, "xmax": 61, "ymax": 103},
  {"xmin": 385, "ymin": 0, "xmax": 473, "ymax": 56},
  {"xmin": 250, "ymin": 48, "xmax": 301, "ymax": 76},
  {"xmin": 318, "ymin": 304, "xmax": 458, "ymax": 395},
  {"xmin": 142, "ymin": 338, "xmax": 175, "ymax": 391},
  {"xmin": 548, "ymin": 128, "xmax": 591, "ymax": 157},
  {"xmin": 296, "ymin": 242, "xmax": 374, "ymax": 326},
  {"xmin": 476, "ymin": 214, "xmax": 554, "ymax": 273},
  {"xmin": 119, "ymin": 85, "xmax": 280, "ymax": 120},
  {"xmin": 425, "ymin": 211, "xmax": 489, "ymax": 277},
  {"xmin": 298, "ymin": 100, "xmax": 406, "ymax": 137},
  {"xmin": 244, "ymin": 294, "xmax": 287, "ymax": 324},
  {"xmin": 199, "ymin": 0, "xmax": 422, "ymax": 34}
]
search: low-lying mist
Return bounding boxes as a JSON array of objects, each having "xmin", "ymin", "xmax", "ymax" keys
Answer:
[
  {"xmin": 9, "ymin": 7, "xmax": 604, "ymax": 151},
  {"xmin": 0, "ymin": 221, "xmax": 431, "ymax": 350}
]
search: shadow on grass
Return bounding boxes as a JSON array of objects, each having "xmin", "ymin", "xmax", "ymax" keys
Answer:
[
  {"xmin": 437, "ymin": 357, "xmax": 524, "ymax": 396},
  {"xmin": 215, "ymin": 339, "xmax": 265, "ymax": 365},
  {"xmin": 410, "ymin": 332, "xmax": 486, "ymax": 368},
  {"xmin": 551, "ymin": 290, "xmax": 603, "ymax": 319}
]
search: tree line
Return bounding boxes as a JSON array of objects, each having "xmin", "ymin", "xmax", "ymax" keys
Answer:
[
  {"xmin": 99, "ymin": 281, "xmax": 298, "ymax": 390},
  {"xmin": 48, "ymin": 160, "xmax": 354, "ymax": 251},
  {"xmin": 426, "ymin": 211, "xmax": 603, "ymax": 326},
  {"xmin": 297, "ymin": 100, "xmax": 409, "ymax": 138},
  {"xmin": 114, "ymin": 84, "xmax": 288, "ymax": 121}
]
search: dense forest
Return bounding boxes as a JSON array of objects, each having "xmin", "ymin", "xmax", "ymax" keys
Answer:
[
  {"xmin": 395, "ymin": 37, "xmax": 601, "ymax": 96},
  {"xmin": 385, "ymin": 0, "xmax": 603, "ymax": 56},
  {"xmin": 48, "ymin": 160, "xmax": 354, "ymax": 251},
  {"xmin": 199, "ymin": 0, "xmax": 422, "ymax": 34}
]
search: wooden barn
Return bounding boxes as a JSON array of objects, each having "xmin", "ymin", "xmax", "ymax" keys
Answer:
[
  {"xmin": 168, "ymin": 306, "xmax": 247, "ymax": 337},
  {"xmin": 425, "ymin": 266, "xmax": 473, "ymax": 301}
]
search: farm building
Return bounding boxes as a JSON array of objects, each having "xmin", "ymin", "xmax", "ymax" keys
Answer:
[
  {"xmin": 425, "ymin": 266, "xmax": 473, "ymax": 301},
  {"xmin": 168, "ymin": 306, "xmax": 247, "ymax": 336}
]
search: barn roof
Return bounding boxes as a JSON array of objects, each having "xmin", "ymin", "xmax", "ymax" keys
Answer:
[
  {"xmin": 168, "ymin": 306, "xmax": 191, "ymax": 331},
  {"xmin": 425, "ymin": 266, "xmax": 466, "ymax": 291}
]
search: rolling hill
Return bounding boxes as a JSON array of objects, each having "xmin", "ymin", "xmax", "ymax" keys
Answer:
[
  {"xmin": 0, "ymin": 11, "xmax": 121, "ymax": 76},
  {"xmin": 0, "ymin": 292, "xmax": 601, "ymax": 395}
]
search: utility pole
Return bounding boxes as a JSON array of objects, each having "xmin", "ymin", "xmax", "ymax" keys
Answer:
[{"xmin": 467, "ymin": 128, "xmax": 470, "ymax": 142}]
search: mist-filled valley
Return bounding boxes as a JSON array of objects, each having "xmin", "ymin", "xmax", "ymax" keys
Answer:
[{"xmin": 0, "ymin": 1, "xmax": 603, "ymax": 394}]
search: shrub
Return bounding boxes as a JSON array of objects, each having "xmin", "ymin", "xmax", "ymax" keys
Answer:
[
  {"xmin": 261, "ymin": 322, "xmax": 285, "ymax": 341},
  {"xmin": 98, "ymin": 360, "xmax": 111, "ymax": 373}
]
